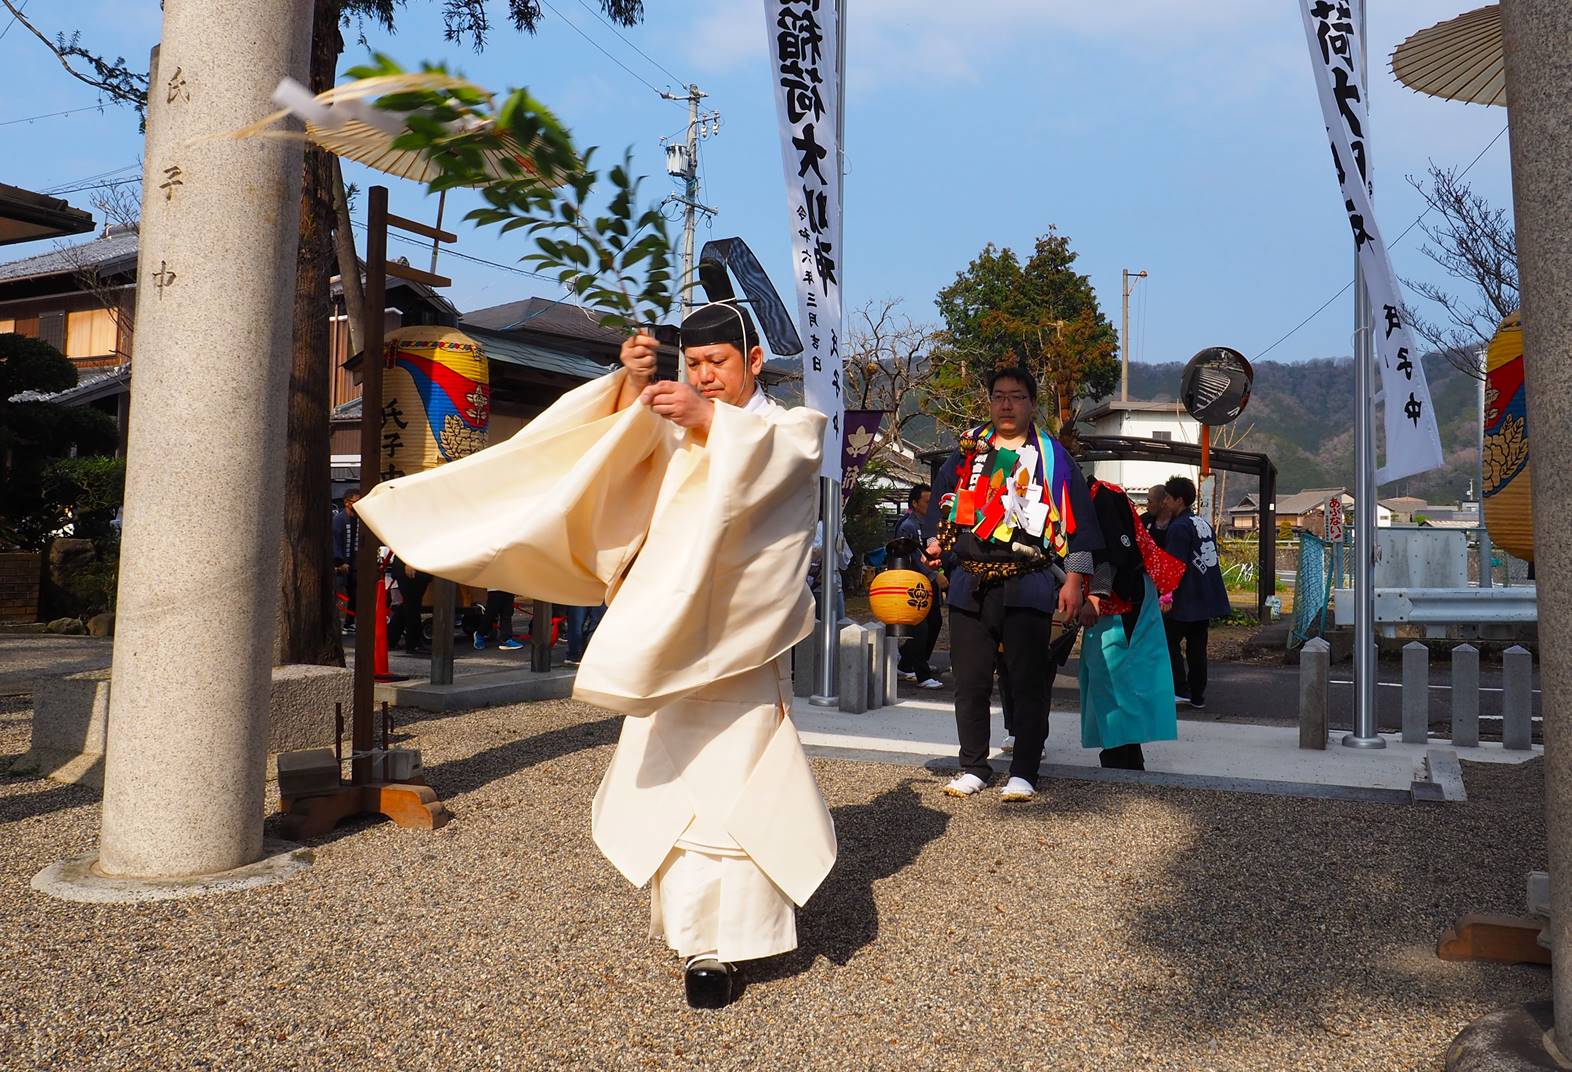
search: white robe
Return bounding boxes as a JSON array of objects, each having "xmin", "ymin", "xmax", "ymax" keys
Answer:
[{"xmin": 355, "ymin": 370, "xmax": 838, "ymax": 960}]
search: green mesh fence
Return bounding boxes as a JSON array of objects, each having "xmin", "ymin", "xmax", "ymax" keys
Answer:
[{"xmin": 1291, "ymin": 532, "xmax": 1329, "ymax": 648}]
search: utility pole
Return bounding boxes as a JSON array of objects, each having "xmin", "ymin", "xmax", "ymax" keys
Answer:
[
  {"xmin": 661, "ymin": 84, "xmax": 719, "ymax": 325},
  {"xmin": 1120, "ymin": 268, "xmax": 1147, "ymax": 402}
]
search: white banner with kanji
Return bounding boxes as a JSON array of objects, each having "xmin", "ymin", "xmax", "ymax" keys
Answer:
[
  {"xmin": 1300, "ymin": 0, "xmax": 1444, "ymax": 484},
  {"xmin": 767, "ymin": 0, "xmax": 843, "ymax": 479}
]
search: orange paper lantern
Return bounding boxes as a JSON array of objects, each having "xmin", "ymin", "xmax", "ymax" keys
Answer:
[
  {"xmin": 868, "ymin": 568, "xmax": 935, "ymax": 635},
  {"xmin": 1482, "ymin": 311, "xmax": 1533, "ymax": 564}
]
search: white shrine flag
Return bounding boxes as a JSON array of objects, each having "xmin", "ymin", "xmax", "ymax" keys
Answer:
[
  {"xmin": 1300, "ymin": 0, "xmax": 1445, "ymax": 484},
  {"xmin": 767, "ymin": 0, "xmax": 844, "ymax": 479}
]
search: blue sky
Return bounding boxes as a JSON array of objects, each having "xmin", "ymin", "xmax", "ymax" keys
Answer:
[{"xmin": 5, "ymin": 0, "xmax": 1513, "ymax": 372}]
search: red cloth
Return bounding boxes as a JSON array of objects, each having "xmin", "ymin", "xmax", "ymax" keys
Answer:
[{"xmin": 1092, "ymin": 481, "xmax": 1185, "ymax": 618}]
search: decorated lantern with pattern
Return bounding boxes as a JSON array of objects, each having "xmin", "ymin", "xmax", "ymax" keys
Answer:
[
  {"xmin": 1483, "ymin": 311, "xmax": 1533, "ymax": 563},
  {"xmin": 379, "ymin": 326, "xmax": 491, "ymax": 481}
]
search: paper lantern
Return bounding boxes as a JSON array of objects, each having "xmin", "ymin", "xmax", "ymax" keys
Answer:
[
  {"xmin": 868, "ymin": 568, "xmax": 934, "ymax": 637},
  {"xmin": 1482, "ymin": 310, "xmax": 1533, "ymax": 563},
  {"xmin": 379, "ymin": 326, "xmax": 490, "ymax": 481}
]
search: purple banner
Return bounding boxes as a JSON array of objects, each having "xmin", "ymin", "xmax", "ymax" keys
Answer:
[{"xmin": 840, "ymin": 409, "xmax": 887, "ymax": 511}]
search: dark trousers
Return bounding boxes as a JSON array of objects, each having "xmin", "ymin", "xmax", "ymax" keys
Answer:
[
  {"xmin": 897, "ymin": 599, "xmax": 942, "ymax": 679},
  {"xmin": 389, "ymin": 562, "xmax": 430, "ymax": 651},
  {"xmin": 1165, "ymin": 618, "xmax": 1209, "ymax": 702},
  {"xmin": 950, "ymin": 588, "xmax": 1054, "ymax": 783},
  {"xmin": 482, "ymin": 590, "xmax": 516, "ymax": 641}
]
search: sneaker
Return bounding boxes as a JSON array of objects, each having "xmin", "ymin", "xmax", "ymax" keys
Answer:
[
  {"xmin": 898, "ymin": 670, "xmax": 918, "ymax": 682},
  {"xmin": 472, "ymin": 631, "xmax": 487, "ymax": 650},
  {"xmin": 999, "ymin": 776, "xmax": 1037, "ymax": 802},
  {"xmin": 1001, "ymin": 735, "xmax": 1016, "ymax": 754},
  {"xmin": 498, "ymin": 638, "xmax": 525, "ymax": 651},
  {"xmin": 564, "ymin": 657, "xmax": 581, "ymax": 667},
  {"xmin": 1189, "ymin": 697, "xmax": 1206, "ymax": 709},
  {"xmin": 1173, "ymin": 693, "xmax": 1189, "ymax": 705},
  {"xmin": 942, "ymin": 772, "xmax": 986, "ymax": 797},
  {"xmin": 918, "ymin": 678, "xmax": 944, "ymax": 690}
]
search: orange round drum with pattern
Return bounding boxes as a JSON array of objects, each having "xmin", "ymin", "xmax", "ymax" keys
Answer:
[
  {"xmin": 1483, "ymin": 311, "xmax": 1533, "ymax": 563},
  {"xmin": 868, "ymin": 569, "xmax": 935, "ymax": 627}
]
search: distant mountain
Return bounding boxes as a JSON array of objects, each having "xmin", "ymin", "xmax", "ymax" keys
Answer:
[{"xmin": 1115, "ymin": 353, "xmax": 1483, "ymax": 503}]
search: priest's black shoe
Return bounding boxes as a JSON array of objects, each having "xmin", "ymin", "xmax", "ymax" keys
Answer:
[{"xmin": 684, "ymin": 956, "xmax": 734, "ymax": 1009}]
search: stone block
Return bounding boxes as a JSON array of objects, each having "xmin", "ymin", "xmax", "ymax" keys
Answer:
[
  {"xmin": 1502, "ymin": 645, "xmax": 1534, "ymax": 751},
  {"xmin": 864, "ymin": 623, "xmax": 885, "ymax": 709},
  {"xmin": 1451, "ymin": 643, "xmax": 1480, "ymax": 748},
  {"xmin": 12, "ymin": 668, "xmax": 112, "ymax": 785},
  {"xmin": 1298, "ymin": 637, "xmax": 1329, "ymax": 750},
  {"xmin": 275, "ymin": 748, "xmax": 340, "ymax": 799},
  {"xmin": 17, "ymin": 664, "xmax": 349, "ymax": 788},
  {"xmin": 792, "ymin": 630, "xmax": 817, "ymax": 698},
  {"xmin": 837, "ymin": 623, "xmax": 868, "ymax": 714},
  {"xmin": 86, "ymin": 612, "xmax": 115, "ymax": 637},
  {"xmin": 1402, "ymin": 641, "xmax": 1429, "ymax": 745},
  {"xmin": 267, "ymin": 664, "xmax": 352, "ymax": 754}
]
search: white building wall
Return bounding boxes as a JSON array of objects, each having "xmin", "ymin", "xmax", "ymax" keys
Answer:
[{"xmin": 1086, "ymin": 409, "xmax": 1202, "ymax": 500}]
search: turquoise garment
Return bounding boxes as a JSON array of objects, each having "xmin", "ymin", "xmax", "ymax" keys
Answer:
[{"xmin": 1079, "ymin": 577, "xmax": 1179, "ymax": 750}]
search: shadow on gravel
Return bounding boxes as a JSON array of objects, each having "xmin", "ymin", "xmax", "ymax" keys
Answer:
[
  {"xmin": 415, "ymin": 715, "xmax": 621, "ymax": 798},
  {"xmin": 749, "ymin": 779, "xmax": 950, "ymax": 987},
  {"xmin": 0, "ymin": 777, "xmax": 97, "ymax": 822}
]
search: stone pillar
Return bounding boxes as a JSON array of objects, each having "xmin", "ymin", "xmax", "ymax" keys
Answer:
[
  {"xmin": 1451, "ymin": 644, "xmax": 1480, "ymax": 748},
  {"xmin": 98, "ymin": 0, "xmax": 311, "ymax": 877},
  {"xmin": 1502, "ymin": 645, "xmax": 1535, "ymax": 752},
  {"xmin": 1401, "ymin": 642, "xmax": 1429, "ymax": 745},
  {"xmin": 837, "ymin": 623, "xmax": 868, "ymax": 714},
  {"xmin": 864, "ymin": 625, "xmax": 885, "ymax": 710},
  {"xmin": 1500, "ymin": 0, "xmax": 1572, "ymax": 1050},
  {"xmin": 1298, "ymin": 637, "xmax": 1329, "ymax": 750}
]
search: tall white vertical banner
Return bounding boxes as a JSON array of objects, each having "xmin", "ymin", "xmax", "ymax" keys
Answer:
[
  {"xmin": 768, "ymin": 0, "xmax": 844, "ymax": 479},
  {"xmin": 1300, "ymin": 0, "xmax": 1444, "ymax": 484}
]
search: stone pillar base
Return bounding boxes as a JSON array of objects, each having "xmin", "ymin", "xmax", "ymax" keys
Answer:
[
  {"xmin": 1447, "ymin": 1002, "xmax": 1572, "ymax": 1071},
  {"xmin": 32, "ymin": 839, "xmax": 312, "ymax": 904},
  {"xmin": 13, "ymin": 665, "xmax": 351, "ymax": 788}
]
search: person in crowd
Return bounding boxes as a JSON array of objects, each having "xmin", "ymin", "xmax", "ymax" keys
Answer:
[
  {"xmin": 387, "ymin": 556, "xmax": 431, "ymax": 654},
  {"xmin": 1141, "ymin": 484, "xmax": 1170, "ymax": 543},
  {"xmin": 332, "ymin": 491, "xmax": 361, "ymax": 632},
  {"xmin": 564, "ymin": 603, "xmax": 605, "ymax": 666},
  {"xmin": 922, "ymin": 366, "xmax": 1101, "ymax": 803},
  {"xmin": 473, "ymin": 590, "xmax": 524, "ymax": 651},
  {"xmin": 1161, "ymin": 475, "xmax": 1232, "ymax": 709},
  {"xmin": 1077, "ymin": 478, "xmax": 1185, "ymax": 770},
  {"xmin": 895, "ymin": 483, "xmax": 944, "ymax": 690}
]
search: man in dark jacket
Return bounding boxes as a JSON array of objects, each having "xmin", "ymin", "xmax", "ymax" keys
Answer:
[
  {"xmin": 1161, "ymin": 476, "xmax": 1232, "ymax": 708},
  {"xmin": 922, "ymin": 367, "xmax": 1103, "ymax": 802},
  {"xmin": 895, "ymin": 483, "xmax": 943, "ymax": 689},
  {"xmin": 332, "ymin": 492, "xmax": 361, "ymax": 632}
]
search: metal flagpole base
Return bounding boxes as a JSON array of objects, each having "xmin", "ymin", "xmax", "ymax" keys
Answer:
[{"xmin": 1341, "ymin": 733, "xmax": 1388, "ymax": 749}]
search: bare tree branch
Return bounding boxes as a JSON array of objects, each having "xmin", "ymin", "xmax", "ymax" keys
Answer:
[
  {"xmin": 0, "ymin": 0, "xmax": 148, "ymax": 124},
  {"xmin": 1402, "ymin": 163, "xmax": 1518, "ymax": 380}
]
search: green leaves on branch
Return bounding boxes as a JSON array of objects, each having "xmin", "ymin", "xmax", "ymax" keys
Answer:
[{"xmin": 348, "ymin": 55, "xmax": 675, "ymax": 331}]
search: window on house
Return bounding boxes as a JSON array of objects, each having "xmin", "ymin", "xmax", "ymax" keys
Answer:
[
  {"xmin": 0, "ymin": 319, "xmax": 13, "ymax": 334},
  {"xmin": 66, "ymin": 308, "xmax": 117, "ymax": 358},
  {"xmin": 37, "ymin": 310, "xmax": 65, "ymax": 352},
  {"xmin": 1152, "ymin": 430, "xmax": 1172, "ymax": 441}
]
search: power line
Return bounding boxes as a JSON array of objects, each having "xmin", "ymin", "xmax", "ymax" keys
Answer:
[
  {"xmin": 349, "ymin": 218, "xmax": 559, "ymax": 282},
  {"xmin": 48, "ymin": 175, "xmax": 142, "ymax": 197},
  {"xmin": 570, "ymin": 0, "xmax": 688, "ymax": 88},
  {"xmin": 1, "ymin": 104, "xmax": 107, "ymax": 127},
  {"xmin": 1255, "ymin": 124, "xmax": 1510, "ymax": 360},
  {"xmin": 44, "ymin": 161, "xmax": 141, "ymax": 195},
  {"xmin": 538, "ymin": 0, "xmax": 665, "ymax": 97},
  {"xmin": 0, "ymin": 0, "xmax": 28, "ymax": 42}
]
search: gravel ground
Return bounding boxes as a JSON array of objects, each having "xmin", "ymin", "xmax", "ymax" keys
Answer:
[{"xmin": 0, "ymin": 692, "xmax": 1549, "ymax": 1072}]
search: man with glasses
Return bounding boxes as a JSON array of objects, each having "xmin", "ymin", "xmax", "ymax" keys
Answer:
[{"xmin": 922, "ymin": 367, "xmax": 1102, "ymax": 802}]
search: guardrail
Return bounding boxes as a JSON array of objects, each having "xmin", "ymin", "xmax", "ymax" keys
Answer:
[{"xmin": 1333, "ymin": 586, "xmax": 1538, "ymax": 638}]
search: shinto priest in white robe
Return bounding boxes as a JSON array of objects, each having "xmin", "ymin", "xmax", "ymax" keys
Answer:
[{"xmin": 355, "ymin": 368, "xmax": 837, "ymax": 962}]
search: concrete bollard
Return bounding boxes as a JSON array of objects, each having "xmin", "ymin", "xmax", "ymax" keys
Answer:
[
  {"xmin": 838, "ymin": 623, "xmax": 869, "ymax": 714},
  {"xmin": 864, "ymin": 623, "xmax": 885, "ymax": 710},
  {"xmin": 1298, "ymin": 637, "xmax": 1330, "ymax": 750},
  {"xmin": 1503, "ymin": 645, "xmax": 1534, "ymax": 750},
  {"xmin": 1402, "ymin": 642, "xmax": 1430, "ymax": 745},
  {"xmin": 1451, "ymin": 643, "xmax": 1480, "ymax": 748},
  {"xmin": 792, "ymin": 631, "xmax": 817, "ymax": 698}
]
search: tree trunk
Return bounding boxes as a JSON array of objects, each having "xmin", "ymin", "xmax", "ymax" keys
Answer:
[{"xmin": 275, "ymin": 0, "xmax": 344, "ymax": 667}]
